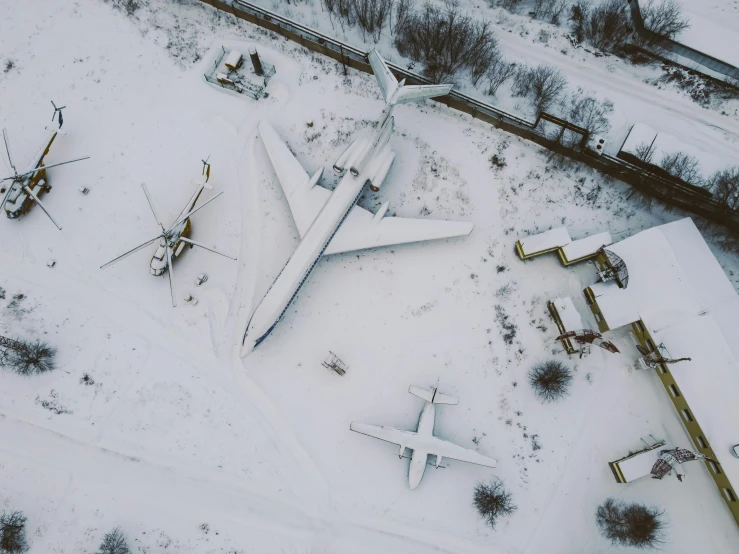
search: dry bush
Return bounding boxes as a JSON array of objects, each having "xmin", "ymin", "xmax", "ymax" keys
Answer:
[
  {"xmin": 566, "ymin": 88, "xmax": 614, "ymax": 135},
  {"xmin": 495, "ymin": 0, "xmax": 524, "ymax": 11},
  {"xmin": 487, "ymin": 57, "xmax": 517, "ymax": 97},
  {"xmin": 659, "ymin": 151, "xmax": 702, "ymax": 185},
  {"xmin": 570, "ymin": 0, "xmax": 632, "ymax": 52},
  {"xmin": 634, "ymin": 141, "xmax": 656, "ymax": 164},
  {"xmin": 512, "ymin": 64, "xmax": 567, "ymax": 113},
  {"xmin": 528, "ymin": 359, "xmax": 572, "ymax": 402},
  {"xmin": 0, "ymin": 511, "xmax": 27, "ymax": 554},
  {"xmin": 473, "ymin": 479, "xmax": 517, "ymax": 529},
  {"xmin": 596, "ymin": 498, "xmax": 665, "ymax": 549}
]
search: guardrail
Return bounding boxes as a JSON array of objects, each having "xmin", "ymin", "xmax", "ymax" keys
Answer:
[{"xmin": 199, "ymin": 0, "xmax": 739, "ymax": 234}]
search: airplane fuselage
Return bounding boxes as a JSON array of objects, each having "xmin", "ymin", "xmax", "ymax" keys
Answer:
[
  {"xmin": 149, "ymin": 183, "xmax": 205, "ymax": 275},
  {"xmin": 242, "ymin": 169, "xmax": 368, "ymax": 352},
  {"xmin": 408, "ymin": 402, "xmax": 436, "ymax": 489}
]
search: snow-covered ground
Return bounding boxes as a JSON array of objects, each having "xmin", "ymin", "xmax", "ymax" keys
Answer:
[{"xmin": 2, "ymin": 0, "xmax": 739, "ymax": 552}]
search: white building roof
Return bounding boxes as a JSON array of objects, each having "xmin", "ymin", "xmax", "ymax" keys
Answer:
[
  {"xmin": 561, "ymin": 232, "xmax": 612, "ymax": 263},
  {"xmin": 552, "ymin": 297, "xmax": 583, "ymax": 332},
  {"xmin": 518, "ymin": 227, "xmax": 570, "ymax": 256},
  {"xmin": 594, "ymin": 218, "xmax": 739, "ymax": 488}
]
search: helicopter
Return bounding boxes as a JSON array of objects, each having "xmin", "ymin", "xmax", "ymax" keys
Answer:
[
  {"xmin": 101, "ymin": 158, "xmax": 236, "ymax": 306},
  {"xmin": 0, "ymin": 101, "xmax": 89, "ymax": 229}
]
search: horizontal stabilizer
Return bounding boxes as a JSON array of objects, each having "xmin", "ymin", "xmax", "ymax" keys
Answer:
[
  {"xmin": 392, "ymin": 84, "xmax": 453, "ymax": 105},
  {"xmin": 409, "ymin": 385, "xmax": 458, "ymax": 405}
]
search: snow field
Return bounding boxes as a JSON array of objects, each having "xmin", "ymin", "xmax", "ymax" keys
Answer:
[{"xmin": 1, "ymin": 0, "xmax": 739, "ymax": 552}]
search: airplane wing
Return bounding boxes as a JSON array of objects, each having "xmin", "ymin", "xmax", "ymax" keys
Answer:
[
  {"xmin": 350, "ymin": 422, "xmax": 418, "ymax": 447},
  {"xmin": 323, "ymin": 202, "xmax": 474, "ymax": 256},
  {"xmin": 393, "ymin": 84, "xmax": 453, "ymax": 105},
  {"xmin": 258, "ymin": 120, "xmax": 329, "ymax": 237},
  {"xmin": 427, "ymin": 436, "xmax": 497, "ymax": 468},
  {"xmin": 369, "ymin": 49, "xmax": 398, "ymax": 103}
]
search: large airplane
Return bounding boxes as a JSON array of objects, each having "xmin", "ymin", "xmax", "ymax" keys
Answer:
[
  {"xmin": 241, "ymin": 50, "xmax": 474, "ymax": 354},
  {"xmin": 350, "ymin": 383, "xmax": 497, "ymax": 489}
]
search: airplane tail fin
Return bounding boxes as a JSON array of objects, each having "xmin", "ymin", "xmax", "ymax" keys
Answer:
[
  {"xmin": 368, "ymin": 49, "xmax": 452, "ymax": 107},
  {"xmin": 409, "ymin": 384, "xmax": 458, "ymax": 405}
]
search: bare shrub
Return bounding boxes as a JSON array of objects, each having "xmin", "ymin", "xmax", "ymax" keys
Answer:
[
  {"xmin": 486, "ymin": 57, "xmax": 517, "ymax": 97},
  {"xmin": 596, "ymin": 498, "xmax": 665, "ymax": 549},
  {"xmin": 0, "ymin": 511, "xmax": 27, "ymax": 554},
  {"xmin": 528, "ymin": 360, "xmax": 572, "ymax": 402},
  {"xmin": 322, "ymin": 0, "xmax": 354, "ymax": 31},
  {"xmin": 97, "ymin": 527, "xmax": 130, "ymax": 554},
  {"xmin": 473, "ymin": 479, "xmax": 517, "ymax": 529},
  {"xmin": 566, "ymin": 88, "xmax": 614, "ymax": 135},
  {"xmin": 104, "ymin": 0, "xmax": 140, "ymax": 17},
  {"xmin": 395, "ymin": 1, "xmax": 498, "ymax": 83},
  {"xmin": 0, "ymin": 338, "xmax": 57, "ymax": 376},
  {"xmin": 707, "ymin": 166, "xmax": 739, "ymax": 212},
  {"xmin": 351, "ymin": 0, "xmax": 394, "ymax": 41},
  {"xmin": 570, "ymin": 0, "xmax": 632, "ymax": 52},
  {"xmin": 512, "ymin": 65, "xmax": 567, "ymax": 113},
  {"xmin": 659, "ymin": 151, "xmax": 702, "ymax": 185}
]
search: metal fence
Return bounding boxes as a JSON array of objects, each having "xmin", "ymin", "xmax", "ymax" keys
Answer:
[
  {"xmin": 199, "ymin": 0, "xmax": 739, "ymax": 233},
  {"xmin": 203, "ymin": 45, "xmax": 276, "ymax": 99}
]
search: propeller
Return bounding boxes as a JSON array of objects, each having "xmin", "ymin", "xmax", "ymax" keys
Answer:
[
  {"xmin": 3, "ymin": 128, "xmax": 17, "ymax": 176},
  {"xmin": 141, "ymin": 183, "xmax": 166, "ymax": 234},
  {"xmin": 170, "ymin": 191, "xmax": 223, "ymax": 229},
  {"xmin": 51, "ymin": 101, "xmax": 66, "ymax": 128},
  {"xmin": 165, "ymin": 241, "xmax": 177, "ymax": 307},
  {"xmin": 23, "ymin": 185, "xmax": 62, "ymax": 230},
  {"xmin": 178, "ymin": 236, "xmax": 236, "ymax": 260},
  {"xmin": 100, "ymin": 236, "xmax": 162, "ymax": 269}
]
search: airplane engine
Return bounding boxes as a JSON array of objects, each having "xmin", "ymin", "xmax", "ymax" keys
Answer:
[
  {"xmin": 368, "ymin": 150, "xmax": 396, "ymax": 192},
  {"xmin": 350, "ymin": 117, "xmax": 394, "ymax": 177},
  {"xmin": 333, "ymin": 138, "xmax": 368, "ymax": 174}
]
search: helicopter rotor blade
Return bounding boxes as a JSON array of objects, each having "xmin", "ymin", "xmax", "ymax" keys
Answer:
[
  {"xmin": 170, "ymin": 191, "xmax": 223, "ymax": 230},
  {"xmin": 165, "ymin": 242, "xmax": 177, "ymax": 307},
  {"xmin": 178, "ymin": 237, "xmax": 236, "ymax": 260},
  {"xmin": 2, "ymin": 128, "xmax": 17, "ymax": 176},
  {"xmin": 23, "ymin": 185, "xmax": 62, "ymax": 230},
  {"xmin": 100, "ymin": 235, "xmax": 162, "ymax": 269},
  {"xmin": 141, "ymin": 183, "xmax": 166, "ymax": 233},
  {"xmin": 18, "ymin": 156, "xmax": 90, "ymax": 179}
]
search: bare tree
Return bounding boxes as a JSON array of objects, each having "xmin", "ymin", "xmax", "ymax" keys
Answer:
[
  {"xmin": 528, "ymin": 360, "xmax": 572, "ymax": 402},
  {"xmin": 0, "ymin": 511, "xmax": 27, "ymax": 554},
  {"xmin": 473, "ymin": 479, "xmax": 517, "ymax": 529},
  {"xmin": 486, "ymin": 57, "xmax": 517, "ymax": 97},
  {"xmin": 596, "ymin": 498, "xmax": 665, "ymax": 549},
  {"xmin": 634, "ymin": 141, "xmax": 657, "ymax": 165},
  {"xmin": 659, "ymin": 151, "xmax": 702, "ymax": 185},
  {"xmin": 393, "ymin": 0, "xmax": 414, "ymax": 34},
  {"xmin": 570, "ymin": 0, "xmax": 633, "ymax": 52},
  {"xmin": 566, "ymin": 88, "xmax": 614, "ymax": 135},
  {"xmin": 532, "ymin": 0, "xmax": 569, "ymax": 25},
  {"xmin": 495, "ymin": 0, "xmax": 523, "ymax": 11},
  {"xmin": 641, "ymin": 0, "xmax": 690, "ymax": 39},
  {"xmin": 707, "ymin": 166, "xmax": 739, "ymax": 212},
  {"xmin": 512, "ymin": 65, "xmax": 567, "ymax": 113},
  {"xmin": 0, "ymin": 337, "xmax": 57, "ymax": 376},
  {"xmin": 352, "ymin": 0, "xmax": 394, "ymax": 41},
  {"xmin": 97, "ymin": 527, "xmax": 130, "ymax": 554}
]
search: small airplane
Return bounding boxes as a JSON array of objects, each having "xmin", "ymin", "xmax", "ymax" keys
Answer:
[
  {"xmin": 241, "ymin": 50, "xmax": 474, "ymax": 354},
  {"xmin": 0, "ymin": 102, "xmax": 90, "ymax": 229},
  {"xmin": 100, "ymin": 159, "xmax": 236, "ymax": 306},
  {"xmin": 350, "ymin": 382, "xmax": 497, "ymax": 489}
]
